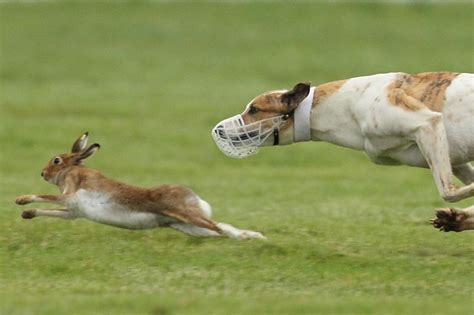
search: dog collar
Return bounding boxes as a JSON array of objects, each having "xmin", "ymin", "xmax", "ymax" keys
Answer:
[{"xmin": 294, "ymin": 87, "xmax": 315, "ymax": 142}]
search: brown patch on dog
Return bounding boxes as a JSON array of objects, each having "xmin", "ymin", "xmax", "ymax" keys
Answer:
[
  {"xmin": 313, "ymin": 80, "xmax": 347, "ymax": 107},
  {"xmin": 242, "ymin": 92, "xmax": 289, "ymax": 125},
  {"xmin": 250, "ymin": 93, "xmax": 287, "ymax": 113},
  {"xmin": 387, "ymin": 72, "xmax": 459, "ymax": 112},
  {"xmin": 387, "ymin": 86, "xmax": 427, "ymax": 111}
]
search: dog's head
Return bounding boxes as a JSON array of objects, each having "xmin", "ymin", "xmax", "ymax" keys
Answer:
[{"xmin": 212, "ymin": 82, "xmax": 311, "ymax": 158}]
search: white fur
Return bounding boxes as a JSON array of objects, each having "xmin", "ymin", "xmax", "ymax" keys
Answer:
[
  {"xmin": 198, "ymin": 198, "xmax": 212, "ymax": 218},
  {"xmin": 310, "ymin": 73, "xmax": 474, "ymax": 167},
  {"xmin": 66, "ymin": 189, "xmax": 175, "ymax": 229},
  {"xmin": 442, "ymin": 73, "xmax": 474, "ymax": 165}
]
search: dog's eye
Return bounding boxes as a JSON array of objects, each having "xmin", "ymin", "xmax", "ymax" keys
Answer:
[
  {"xmin": 53, "ymin": 157, "xmax": 62, "ymax": 165},
  {"xmin": 249, "ymin": 106, "xmax": 259, "ymax": 114}
]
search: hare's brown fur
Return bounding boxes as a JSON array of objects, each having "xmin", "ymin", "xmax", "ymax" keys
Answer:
[{"xmin": 16, "ymin": 133, "xmax": 265, "ymax": 239}]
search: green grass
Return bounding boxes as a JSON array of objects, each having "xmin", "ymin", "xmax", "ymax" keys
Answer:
[{"xmin": 1, "ymin": 1, "xmax": 473, "ymax": 314}]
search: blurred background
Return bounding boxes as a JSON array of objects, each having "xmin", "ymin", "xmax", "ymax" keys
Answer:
[{"xmin": 1, "ymin": 1, "xmax": 473, "ymax": 314}]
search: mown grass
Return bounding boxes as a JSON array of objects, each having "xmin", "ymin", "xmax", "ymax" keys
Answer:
[{"xmin": 1, "ymin": 1, "xmax": 473, "ymax": 314}]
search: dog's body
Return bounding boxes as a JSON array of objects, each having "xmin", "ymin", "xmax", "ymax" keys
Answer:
[
  {"xmin": 213, "ymin": 72, "xmax": 474, "ymax": 231},
  {"xmin": 309, "ymin": 72, "xmax": 473, "ymax": 168}
]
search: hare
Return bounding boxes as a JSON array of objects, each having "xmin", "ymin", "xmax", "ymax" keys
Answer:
[{"xmin": 15, "ymin": 132, "xmax": 266, "ymax": 240}]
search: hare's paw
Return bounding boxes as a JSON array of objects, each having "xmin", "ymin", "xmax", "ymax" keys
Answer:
[
  {"xmin": 432, "ymin": 208, "xmax": 466, "ymax": 232},
  {"xmin": 16, "ymin": 195, "xmax": 36, "ymax": 205},
  {"xmin": 21, "ymin": 209, "xmax": 37, "ymax": 219}
]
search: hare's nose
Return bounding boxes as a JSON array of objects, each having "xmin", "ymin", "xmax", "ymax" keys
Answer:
[{"xmin": 41, "ymin": 171, "xmax": 44, "ymax": 177}]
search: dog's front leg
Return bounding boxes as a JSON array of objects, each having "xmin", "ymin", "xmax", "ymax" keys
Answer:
[
  {"xmin": 432, "ymin": 206, "xmax": 474, "ymax": 232},
  {"xmin": 15, "ymin": 194, "xmax": 70, "ymax": 206},
  {"xmin": 21, "ymin": 208, "xmax": 76, "ymax": 220},
  {"xmin": 415, "ymin": 116, "xmax": 474, "ymax": 202}
]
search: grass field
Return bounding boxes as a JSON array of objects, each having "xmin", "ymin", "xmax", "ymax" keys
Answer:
[{"xmin": 1, "ymin": 1, "xmax": 473, "ymax": 314}]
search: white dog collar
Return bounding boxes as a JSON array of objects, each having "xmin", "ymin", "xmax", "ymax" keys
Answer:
[{"xmin": 293, "ymin": 87, "xmax": 315, "ymax": 142}]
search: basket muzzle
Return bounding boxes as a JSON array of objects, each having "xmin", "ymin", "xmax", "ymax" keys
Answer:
[{"xmin": 211, "ymin": 114, "xmax": 285, "ymax": 159}]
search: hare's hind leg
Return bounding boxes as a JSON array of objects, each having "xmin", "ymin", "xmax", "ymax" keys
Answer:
[
  {"xmin": 161, "ymin": 207, "xmax": 223, "ymax": 235},
  {"xmin": 216, "ymin": 223, "xmax": 267, "ymax": 240},
  {"xmin": 162, "ymin": 206, "xmax": 266, "ymax": 240},
  {"xmin": 169, "ymin": 220, "xmax": 267, "ymax": 240},
  {"xmin": 169, "ymin": 223, "xmax": 221, "ymax": 237}
]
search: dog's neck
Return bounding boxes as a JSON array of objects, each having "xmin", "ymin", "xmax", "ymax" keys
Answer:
[{"xmin": 293, "ymin": 87, "xmax": 315, "ymax": 143}]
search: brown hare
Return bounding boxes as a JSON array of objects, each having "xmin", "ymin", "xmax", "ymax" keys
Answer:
[{"xmin": 16, "ymin": 132, "xmax": 265, "ymax": 240}]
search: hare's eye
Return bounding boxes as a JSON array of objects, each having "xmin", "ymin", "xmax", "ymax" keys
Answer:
[{"xmin": 53, "ymin": 157, "xmax": 61, "ymax": 165}]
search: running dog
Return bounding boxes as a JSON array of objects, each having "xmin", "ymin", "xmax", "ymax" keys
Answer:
[{"xmin": 212, "ymin": 72, "xmax": 474, "ymax": 232}]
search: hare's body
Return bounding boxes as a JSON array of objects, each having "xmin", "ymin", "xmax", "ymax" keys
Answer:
[
  {"xmin": 69, "ymin": 189, "xmax": 174, "ymax": 230},
  {"xmin": 58, "ymin": 167, "xmax": 204, "ymax": 230},
  {"xmin": 16, "ymin": 133, "xmax": 265, "ymax": 240}
]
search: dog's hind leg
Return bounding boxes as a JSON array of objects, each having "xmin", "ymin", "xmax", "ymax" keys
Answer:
[
  {"xmin": 415, "ymin": 116, "xmax": 474, "ymax": 202},
  {"xmin": 432, "ymin": 205, "xmax": 474, "ymax": 232},
  {"xmin": 453, "ymin": 163, "xmax": 474, "ymax": 185}
]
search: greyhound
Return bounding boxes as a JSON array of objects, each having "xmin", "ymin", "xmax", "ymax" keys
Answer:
[{"xmin": 212, "ymin": 72, "xmax": 474, "ymax": 232}]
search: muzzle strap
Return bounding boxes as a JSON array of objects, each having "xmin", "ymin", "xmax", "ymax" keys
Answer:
[
  {"xmin": 273, "ymin": 129, "xmax": 279, "ymax": 146},
  {"xmin": 294, "ymin": 87, "xmax": 315, "ymax": 142}
]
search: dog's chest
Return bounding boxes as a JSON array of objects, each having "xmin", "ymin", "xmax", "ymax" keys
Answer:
[{"xmin": 67, "ymin": 189, "xmax": 175, "ymax": 229}]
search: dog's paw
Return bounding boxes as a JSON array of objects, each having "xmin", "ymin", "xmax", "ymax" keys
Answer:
[
  {"xmin": 431, "ymin": 208, "xmax": 466, "ymax": 232},
  {"xmin": 15, "ymin": 195, "xmax": 35, "ymax": 205},
  {"xmin": 21, "ymin": 209, "xmax": 37, "ymax": 219}
]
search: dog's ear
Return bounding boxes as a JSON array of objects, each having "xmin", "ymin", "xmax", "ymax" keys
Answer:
[{"xmin": 281, "ymin": 82, "xmax": 311, "ymax": 110}]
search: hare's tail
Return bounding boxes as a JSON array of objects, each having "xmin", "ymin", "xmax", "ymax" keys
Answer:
[{"xmin": 198, "ymin": 198, "xmax": 212, "ymax": 218}]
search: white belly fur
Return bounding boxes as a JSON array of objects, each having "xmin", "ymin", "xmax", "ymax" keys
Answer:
[{"xmin": 67, "ymin": 189, "xmax": 175, "ymax": 229}]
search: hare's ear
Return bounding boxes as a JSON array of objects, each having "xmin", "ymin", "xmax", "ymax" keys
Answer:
[
  {"xmin": 71, "ymin": 132, "xmax": 89, "ymax": 153},
  {"xmin": 76, "ymin": 143, "xmax": 100, "ymax": 162}
]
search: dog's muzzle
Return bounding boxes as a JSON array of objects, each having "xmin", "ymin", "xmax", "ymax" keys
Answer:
[{"xmin": 211, "ymin": 114, "xmax": 285, "ymax": 159}]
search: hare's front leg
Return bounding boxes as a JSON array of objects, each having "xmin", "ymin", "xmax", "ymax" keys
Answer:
[
  {"xmin": 21, "ymin": 208, "xmax": 76, "ymax": 220},
  {"xmin": 16, "ymin": 194, "xmax": 70, "ymax": 205}
]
